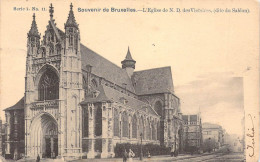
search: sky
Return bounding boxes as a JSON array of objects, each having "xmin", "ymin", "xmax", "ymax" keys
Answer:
[{"xmin": 0, "ymin": 0, "xmax": 259, "ymax": 136}]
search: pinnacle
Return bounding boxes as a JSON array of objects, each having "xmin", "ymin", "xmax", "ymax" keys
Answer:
[
  {"xmin": 125, "ymin": 46, "xmax": 134, "ymax": 61},
  {"xmin": 65, "ymin": 3, "xmax": 78, "ymax": 29},
  {"xmin": 28, "ymin": 13, "xmax": 40, "ymax": 38},
  {"xmin": 49, "ymin": 3, "xmax": 54, "ymax": 19}
]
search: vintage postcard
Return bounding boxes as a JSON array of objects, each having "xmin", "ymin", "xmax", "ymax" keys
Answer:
[{"xmin": 0, "ymin": 0, "xmax": 259, "ymax": 162}]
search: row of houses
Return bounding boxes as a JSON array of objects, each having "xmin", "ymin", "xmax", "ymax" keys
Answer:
[{"xmin": 182, "ymin": 114, "xmax": 225, "ymax": 153}]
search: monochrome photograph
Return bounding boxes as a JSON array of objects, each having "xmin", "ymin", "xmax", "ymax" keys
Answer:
[{"xmin": 0, "ymin": 0, "xmax": 259, "ymax": 162}]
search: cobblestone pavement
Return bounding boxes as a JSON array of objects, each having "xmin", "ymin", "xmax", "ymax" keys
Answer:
[{"xmin": 0, "ymin": 152, "xmax": 244, "ymax": 162}]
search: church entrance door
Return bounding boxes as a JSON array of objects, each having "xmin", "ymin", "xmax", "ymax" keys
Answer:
[
  {"xmin": 45, "ymin": 137, "xmax": 58, "ymax": 158},
  {"xmin": 30, "ymin": 113, "xmax": 58, "ymax": 158}
]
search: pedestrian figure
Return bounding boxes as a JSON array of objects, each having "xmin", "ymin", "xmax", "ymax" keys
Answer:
[
  {"xmin": 147, "ymin": 151, "xmax": 151, "ymax": 158},
  {"xmin": 123, "ymin": 149, "xmax": 128, "ymax": 162},
  {"xmin": 36, "ymin": 154, "xmax": 40, "ymax": 162},
  {"xmin": 128, "ymin": 149, "xmax": 135, "ymax": 162}
]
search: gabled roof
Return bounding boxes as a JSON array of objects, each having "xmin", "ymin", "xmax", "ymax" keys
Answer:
[
  {"xmin": 4, "ymin": 97, "xmax": 24, "ymax": 111},
  {"xmin": 80, "ymin": 44, "xmax": 135, "ymax": 92},
  {"xmin": 81, "ymin": 85, "xmax": 159, "ymax": 117},
  {"xmin": 132, "ymin": 66, "xmax": 174, "ymax": 95}
]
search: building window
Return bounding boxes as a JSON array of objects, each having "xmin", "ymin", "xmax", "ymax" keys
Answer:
[
  {"xmin": 95, "ymin": 104, "xmax": 102, "ymax": 136},
  {"xmin": 38, "ymin": 69, "xmax": 59, "ymax": 101},
  {"xmin": 154, "ymin": 101, "xmax": 163, "ymax": 117},
  {"xmin": 113, "ymin": 109, "xmax": 119, "ymax": 137},
  {"xmin": 83, "ymin": 108, "xmax": 89, "ymax": 137},
  {"xmin": 152, "ymin": 122, "xmax": 156, "ymax": 140},
  {"xmin": 146, "ymin": 119, "xmax": 150, "ymax": 140},
  {"xmin": 90, "ymin": 79, "xmax": 98, "ymax": 91},
  {"xmin": 139, "ymin": 117, "xmax": 144, "ymax": 139},
  {"xmin": 69, "ymin": 28, "xmax": 73, "ymax": 46},
  {"xmin": 83, "ymin": 76, "xmax": 87, "ymax": 96},
  {"xmin": 132, "ymin": 114, "xmax": 137, "ymax": 138},
  {"xmin": 122, "ymin": 112, "xmax": 128, "ymax": 138},
  {"xmin": 56, "ymin": 44, "xmax": 61, "ymax": 54}
]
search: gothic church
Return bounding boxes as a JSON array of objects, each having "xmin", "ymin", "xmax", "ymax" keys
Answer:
[{"xmin": 3, "ymin": 3, "xmax": 183, "ymax": 160}]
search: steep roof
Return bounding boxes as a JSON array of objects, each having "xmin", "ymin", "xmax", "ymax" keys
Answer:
[
  {"xmin": 81, "ymin": 85, "xmax": 158, "ymax": 117},
  {"xmin": 132, "ymin": 66, "xmax": 174, "ymax": 95},
  {"xmin": 80, "ymin": 44, "xmax": 135, "ymax": 92},
  {"xmin": 4, "ymin": 97, "xmax": 24, "ymax": 111},
  {"xmin": 123, "ymin": 47, "xmax": 135, "ymax": 61}
]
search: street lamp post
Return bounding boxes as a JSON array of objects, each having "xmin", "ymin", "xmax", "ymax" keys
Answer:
[{"xmin": 140, "ymin": 133, "xmax": 143, "ymax": 160}]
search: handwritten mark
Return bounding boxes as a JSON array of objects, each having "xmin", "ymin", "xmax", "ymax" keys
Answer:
[{"xmin": 246, "ymin": 114, "xmax": 255, "ymax": 157}]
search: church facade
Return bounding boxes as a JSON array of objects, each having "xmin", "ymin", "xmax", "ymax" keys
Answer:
[{"xmin": 4, "ymin": 4, "xmax": 183, "ymax": 160}]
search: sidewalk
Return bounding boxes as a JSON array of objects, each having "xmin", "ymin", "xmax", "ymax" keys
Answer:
[
  {"xmin": 69, "ymin": 153, "xmax": 213, "ymax": 162},
  {"xmin": 3, "ymin": 153, "xmax": 213, "ymax": 162}
]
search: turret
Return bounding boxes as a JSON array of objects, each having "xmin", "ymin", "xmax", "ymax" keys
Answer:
[
  {"xmin": 27, "ymin": 13, "xmax": 40, "ymax": 56},
  {"xmin": 65, "ymin": 3, "xmax": 80, "ymax": 53},
  {"xmin": 121, "ymin": 47, "xmax": 136, "ymax": 77}
]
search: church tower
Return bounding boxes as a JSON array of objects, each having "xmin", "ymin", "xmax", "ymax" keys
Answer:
[
  {"xmin": 121, "ymin": 47, "xmax": 136, "ymax": 77},
  {"xmin": 24, "ymin": 3, "xmax": 83, "ymax": 159},
  {"xmin": 24, "ymin": 13, "xmax": 41, "ymax": 158},
  {"xmin": 27, "ymin": 13, "xmax": 40, "ymax": 57},
  {"xmin": 59, "ymin": 3, "xmax": 84, "ymax": 158}
]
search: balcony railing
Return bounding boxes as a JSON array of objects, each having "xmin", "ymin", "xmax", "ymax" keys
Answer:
[{"xmin": 31, "ymin": 99, "xmax": 59, "ymax": 109}]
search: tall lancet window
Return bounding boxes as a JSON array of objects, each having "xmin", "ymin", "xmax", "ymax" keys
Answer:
[
  {"xmin": 69, "ymin": 28, "xmax": 73, "ymax": 46},
  {"xmin": 38, "ymin": 69, "xmax": 59, "ymax": 101},
  {"xmin": 132, "ymin": 114, "xmax": 137, "ymax": 138},
  {"xmin": 113, "ymin": 109, "xmax": 119, "ymax": 137},
  {"xmin": 122, "ymin": 112, "xmax": 128, "ymax": 138},
  {"xmin": 95, "ymin": 104, "xmax": 102, "ymax": 136}
]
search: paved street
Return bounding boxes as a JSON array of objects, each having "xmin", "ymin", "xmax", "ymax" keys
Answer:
[{"xmin": 0, "ymin": 152, "xmax": 244, "ymax": 162}]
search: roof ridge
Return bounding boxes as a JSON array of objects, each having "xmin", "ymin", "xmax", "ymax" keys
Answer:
[
  {"xmin": 134, "ymin": 66, "xmax": 171, "ymax": 73},
  {"xmin": 80, "ymin": 44, "xmax": 125, "ymax": 71}
]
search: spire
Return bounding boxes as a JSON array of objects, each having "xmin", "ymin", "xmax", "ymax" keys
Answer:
[
  {"xmin": 125, "ymin": 46, "xmax": 134, "ymax": 60},
  {"xmin": 65, "ymin": 3, "xmax": 78, "ymax": 29},
  {"xmin": 49, "ymin": 3, "xmax": 54, "ymax": 19},
  {"xmin": 28, "ymin": 13, "xmax": 40, "ymax": 38},
  {"xmin": 121, "ymin": 46, "xmax": 136, "ymax": 69}
]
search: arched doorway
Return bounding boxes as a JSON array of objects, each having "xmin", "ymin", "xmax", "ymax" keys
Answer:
[{"xmin": 30, "ymin": 113, "xmax": 58, "ymax": 158}]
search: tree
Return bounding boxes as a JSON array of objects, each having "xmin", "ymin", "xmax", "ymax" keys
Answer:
[{"xmin": 202, "ymin": 138, "xmax": 216, "ymax": 153}]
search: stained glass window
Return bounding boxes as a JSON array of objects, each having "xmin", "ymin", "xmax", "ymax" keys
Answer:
[
  {"xmin": 38, "ymin": 69, "xmax": 59, "ymax": 101},
  {"xmin": 95, "ymin": 104, "xmax": 102, "ymax": 136},
  {"xmin": 113, "ymin": 109, "xmax": 119, "ymax": 137},
  {"xmin": 132, "ymin": 114, "xmax": 137, "ymax": 138},
  {"xmin": 122, "ymin": 112, "xmax": 128, "ymax": 138}
]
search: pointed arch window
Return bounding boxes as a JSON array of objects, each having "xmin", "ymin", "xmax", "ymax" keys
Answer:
[
  {"xmin": 132, "ymin": 114, "xmax": 137, "ymax": 138},
  {"xmin": 122, "ymin": 112, "xmax": 128, "ymax": 138},
  {"xmin": 69, "ymin": 28, "xmax": 73, "ymax": 46},
  {"xmin": 146, "ymin": 119, "xmax": 150, "ymax": 140},
  {"xmin": 152, "ymin": 121, "xmax": 156, "ymax": 140},
  {"xmin": 89, "ymin": 79, "xmax": 98, "ymax": 92},
  {"xmin": 113, "ymin": 109, "xmax": 119, "ymax": 137},
  {"xmin": 56, "ymin": 44, "xmax": 61, "ymax": 55},
  {"xmin": 95, "ymin": 104, "xmax": 102, "ymax": 136},
  {"xmin": 83, "ymin": 107, "xmax": 89, "ymax": 137},
  {"xmin": 154, "ymin": 101, "xmax": 163, "ymax": 117},
  {"xmin": 38, "ymin": 69, "xmax": 59, "ymax": 101},
  {"xmin": 139, "ymin": 117, "xmax": 144, "ymax": 139},
  {"xmin": 83, "ymin": 76, "xmax": 87, "ymax": 96}
]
